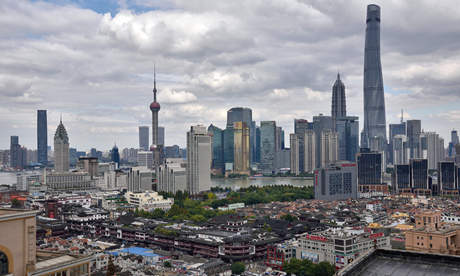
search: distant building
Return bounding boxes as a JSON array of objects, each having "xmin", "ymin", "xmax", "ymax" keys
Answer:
[
  {"xmin": 315, "ymin": 163, "xmax": 358, "ymax": 201},
  {"xmin": 37, "ymin": 110, "xmax": 48, "ymax": 165},
  {"xmin": 389, "ymin": 118, "xmax": 406, "ymax": 164},
  {"xmin": 77, "ymin": 157, "xmax": 99, "ymax": 179},
  {"xmin": 392, "ymin": 164, "xmax": 411, "ymax": 194},
  {"xmin": 127, "ymin": 167, "xmax": 155, "ymax": 192},
  {"xmin": 158, "ymin": 158, "xmax": 187, "ymax": 193},
  {"xmin": 122, "ymin": 147, "xmax": 138, "ymax": 163},
  {"xmin": 313, "ymin": 114, "xmax": 333, "ymax": 169},
  {"xmin": 357, "ymin": 149, "xmax": 387, "ymax": 195},
  {"xmin": 233, "ymin": 121, "xmax": 250, "ymax": 175},
  {"xmin": 137, "ymin": 151, "xmax": 153, "ymax": 169},
  {"xmin": 9, "ymin": 136, "xmax": 20, "ymax": 169},
  {"xmin": 164, "ymin": 145, "xmax": 181, "ymax": 159},
  {"xmin": 158, "ymin": 126, "xmax": 165, "ymax": 146},
  {"xmin": 139, "ymin": 126, "xmax": 149, "ymax": 150},
  {"xmin": 335, "ymin": 116, "xmax": 359, "ymax": 162},
  {"xmin": 290, "ymin": 134, "xmax": 300, "ymax": 175},
  {"xmin": 186, "ymin": 125, "xmax": 212, "ymax": 195},
  {"xmin": 260, "ymin": 121, "xmax": 277, "ymax": 174},
  {"xmin": 110, "ymin": 145, "xmax": 120, "ymax": 167},
  {"xmin": 392, "ymin": 135, "xmax": 408, "ymax": 165},
  {"xmin": 208, "ymin": 124, "xmax": 224, "ymax": 173},
  {"xmin": 331, "ymin": 73, "xmax": 346, "ymax": 121},
  {"xmin": 304, "ymin": 130, "xmax": 316, "ymax": 173},
  {"xmin": 439, "ymin": 161, "xmax": 457, "ymax": 196},
  {"xmin": 45, "ymin": 171, "xmax": 93, "ymax": 190},
  {"xmin": 226, "ymin": 107, "xmax": 254, "ymax": 165},
  {"xmin": 407, "ymin": 120, "xmax": 422, "ymax": 159},
  {"xmin": 410, "ymin": 159, "xmax": 430, "ymax": 195},
  {"xmin": 294, "ymin": 119, "xmax": 311, "ymax": 172},
  {"xmin": 320, "ymin": 130, "xmax": 338, "ymax": 168},
  {"xmin": 53, "ymin": 119, "xmax": 69, "ymax": 172}
]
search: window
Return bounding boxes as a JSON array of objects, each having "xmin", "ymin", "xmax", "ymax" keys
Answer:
[
  {"xmin": 430, "ymin": 244, "xmax": 432, "ymax": 248},
  {"xmin": 0, "ymin": 251, "xmax": 8, "ymax": 275},
  {"xmin": 430, "ymin": 236, "xmax": 432, "ymax": 240}
]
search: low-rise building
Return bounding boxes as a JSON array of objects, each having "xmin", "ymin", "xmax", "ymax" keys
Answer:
[
  {"xmin": 295, "ymin": 230, "xmax": 390, "ymax": 270},
  {"xmin": 125, "ymin": 191, "xmax": 173, "ymax": 211}
]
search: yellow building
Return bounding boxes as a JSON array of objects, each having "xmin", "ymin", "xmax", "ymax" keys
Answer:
[
  {"xmin": 233, "ymin": 121, "xmax": 250, "ymax": 175},
  {"xmin": 0, "ymin": 208, "xmax": 94, "ymax": 275}
]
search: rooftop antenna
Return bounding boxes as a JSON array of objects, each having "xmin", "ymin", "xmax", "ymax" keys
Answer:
[
  {"xmin": 153, "ymin": 64, "xmax": 157, "ymax": 102},
  {"xmin": 400, "ymin": 109, "xmax": 403, "ymax": 123}
]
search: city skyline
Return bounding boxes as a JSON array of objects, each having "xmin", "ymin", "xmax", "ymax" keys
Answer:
[{"xmin": 1, "ymin": 1, "xmax": 460, "ymax": 150}]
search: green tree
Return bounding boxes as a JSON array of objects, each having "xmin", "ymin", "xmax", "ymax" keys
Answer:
[
  {"xmin": 151, "ymin": 208, "xmax": 166, "ymax": 219},
  {"xmin": 231, "ymin": 262, "xmax": 245, "ymax": 275},
  {"xmin": 164, "ymin": 261, "xmax": 172, "ymax": 268},
  {"xmin": 11, "ymin": 198, "xmax": 21, "ymax": 208},
  {"xmin": 281, "ymin": 214, "xmax": 297, "ymax": 222},
  {"xmin": 312, "ymin": 262, "xmax": 335, "ymax": 276}
]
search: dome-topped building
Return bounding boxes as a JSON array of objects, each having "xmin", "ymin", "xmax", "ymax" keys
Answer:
[{"xmin": 54, "ymin": 118, "xmax": 69, "ymax": 172}]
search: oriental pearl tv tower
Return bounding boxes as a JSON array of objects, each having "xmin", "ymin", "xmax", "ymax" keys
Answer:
[{"xmin": 150, "ymin": 66, "xmax": 162, "ymax": 167}]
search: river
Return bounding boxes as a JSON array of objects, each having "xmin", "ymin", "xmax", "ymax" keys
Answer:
[{"xmin": 211, "ymin": 177, "xmax": 313, "ymax": 189}]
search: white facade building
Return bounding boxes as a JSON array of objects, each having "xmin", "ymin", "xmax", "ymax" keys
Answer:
[
  {"xmin": 137, "ymin": 151, "xmax": 153, "ymax": 169},
  {"xmin": 125, "ymin": 191, "xmax": 173, "ymax": 211},
  {"xmin": 158, "ymin": 158, "xmax": 187, "ymax": 193},
  {"xmin": 186, "ymin": 125, "xmax": 212, "ymax": 195}
]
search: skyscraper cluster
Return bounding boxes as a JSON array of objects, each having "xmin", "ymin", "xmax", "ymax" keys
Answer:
[{"xmin": 207, "ymin": 107, "xmax": 287, "ymax": 176}]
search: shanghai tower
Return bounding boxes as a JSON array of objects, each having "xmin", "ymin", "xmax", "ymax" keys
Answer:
[{"xmin": 362, "ymin": 4, "xmax": 386, "ymax": 149}]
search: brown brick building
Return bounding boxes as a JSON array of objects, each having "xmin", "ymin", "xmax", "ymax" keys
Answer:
[{"xmin": 405, "ymin": 210, "xmax": 460, "ymax": 255}]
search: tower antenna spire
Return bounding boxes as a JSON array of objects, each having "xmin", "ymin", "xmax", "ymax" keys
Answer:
[
  {"xmin": 401, "ymin": 109, "xmax": 403, "ymax": 123},
  {"xmin": 153, "ymin": 64, "xmax": 157, "ymax": 102}
]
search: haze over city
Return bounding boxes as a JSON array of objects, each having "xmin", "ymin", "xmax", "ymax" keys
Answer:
[{"xmin": 1, "ymin": 0, "xmax": 459, "ymax": 150}]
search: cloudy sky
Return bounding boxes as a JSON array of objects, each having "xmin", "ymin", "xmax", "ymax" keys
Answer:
[{"xmin": 1, "ymin": 0, "xmax": 460, "ymax": 151}]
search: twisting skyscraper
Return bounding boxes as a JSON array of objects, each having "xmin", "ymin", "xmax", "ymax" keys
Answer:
[{"xmin": 362, "ymin": 4, "xmax": 386, "ymax": 149}]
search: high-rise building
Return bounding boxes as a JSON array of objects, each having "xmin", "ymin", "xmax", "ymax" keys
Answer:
[
  {"xmin": 304, "ymin": 130, "xmax": 316, "ymax": 173},
  {"xmin": 294, "ymin": 119, "xmax": 311, "ymax": 172},
  {"xmin": 158, "ymin": 158, "xmax": 187, "ymax": 193},
  {"xmin": 410, "ymin": 159, "xmax": 429, "ymax": 194},
  {"xmin": 290, "ymin": 133, "xmax": 299, "ymax": 175},
  {"xmin": 208, "ymin": 124, "xmax": 224, "ymax": 173},
  {"xmin": 362, "ymin": 4, "xmax": 387, "ymax": 149},
  {"xmin": 137, "ymin": 151, "xmax": 153, "ymax": 168},
  {"xmin": 111, "ymin": 145, "xmax": 120, "ymax": 167},
  {"xmin": 389, "ymin": 113, "xmax": 406, "ymax": 164},
  {"xmin": 421, "ymin": 132, "xmax": 443, "ymax": 170},
  {"xmin": 77, "ymin": 156, "xmax": 98, "ymax": 179},
  {"xmin": 357, "ymin": 149, "xmax": 387, "ymax": 195},
  {"xmin": 9, "ymin": 136, "xmax": 20, "ymax": 169},
  {"xmin": 164, "ymin": 145, "xmax": 180, "ymax": 159},
  {"xmin": 393, "ymin": 135, "xmax": 408, "ymax": 165},
  {"xmin": 335, "ymin": 116, "xmax": 359, "ymax": 162},
  {"xmin": 37, "ymin": 110, "xmax": 48, "ymax": 165},
  {"xmin": 226, "ymin": 107, "xmax": 254, "ymax": 165},
  {"xmin": 158, "ymin": 126, "xmax": 165, "ymax": 146},
  {"xmin": 139, "ymin": 126, "xmax": 149, "ymax": 150},
  {"xmin": 320, "ymin": 130, "xmax": 338, "ymax": 168},
  {"xmin": 406, "ymin": 120, "xmax": 421, "ymax": 159},
  {"xmin": 223, "ymin": 127, "xmax": 234, "ymax": 167},
  {"xmin": 392, "ymin": 164, "xmax": 411, "ymax": 194},
  {"xmin": 186, "ymin": 125, "xmax": 211, "ymax": 195},
  {"xmin": 438, "ymin": 161, "xmax": 457, "ymax": 195},
  {"xmin": 256, "ymin": 126, "xmax": 261, "ymax": 163},
  {"xmin": 313, "ymin": 114, "xmax": 333, "ymax": 168},
  {"xmin": 315, "ymin": 163, "xmax": 357, "ymax": 201},
  {"xmin": 260, "ymin": 121, "xmax": 276, "ymax": 174},
  {"xmin": 54, "ymin": 119, "xmax": 69, "ymax": 172},
  {"xmin": 233, "ymin": 122, "xmax": 250, "ymax": 175},
  {"xmin": 331, "ymin": 73, "xmax": 346, "ymax": 123}
]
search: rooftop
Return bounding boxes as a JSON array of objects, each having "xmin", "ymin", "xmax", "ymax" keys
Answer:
[{"xmin": 339, "ymin": 249, "xmax": 460, "ymax": 276}]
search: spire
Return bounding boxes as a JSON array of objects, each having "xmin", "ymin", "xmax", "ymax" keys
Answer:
[
  {"xmin": 401, "ymin": 109, "xmax": 403, "ymax": 123},
  {"xmin": 153, "ymin": 64, "xmax": 157, "ymax": 102},
  {"xmin": 60, "ymin": 113, "xmax": 62, "ymax": 124},
  {"xmin": 337, "ymin": 72, "xmax": 340, "ymax": 80}
]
